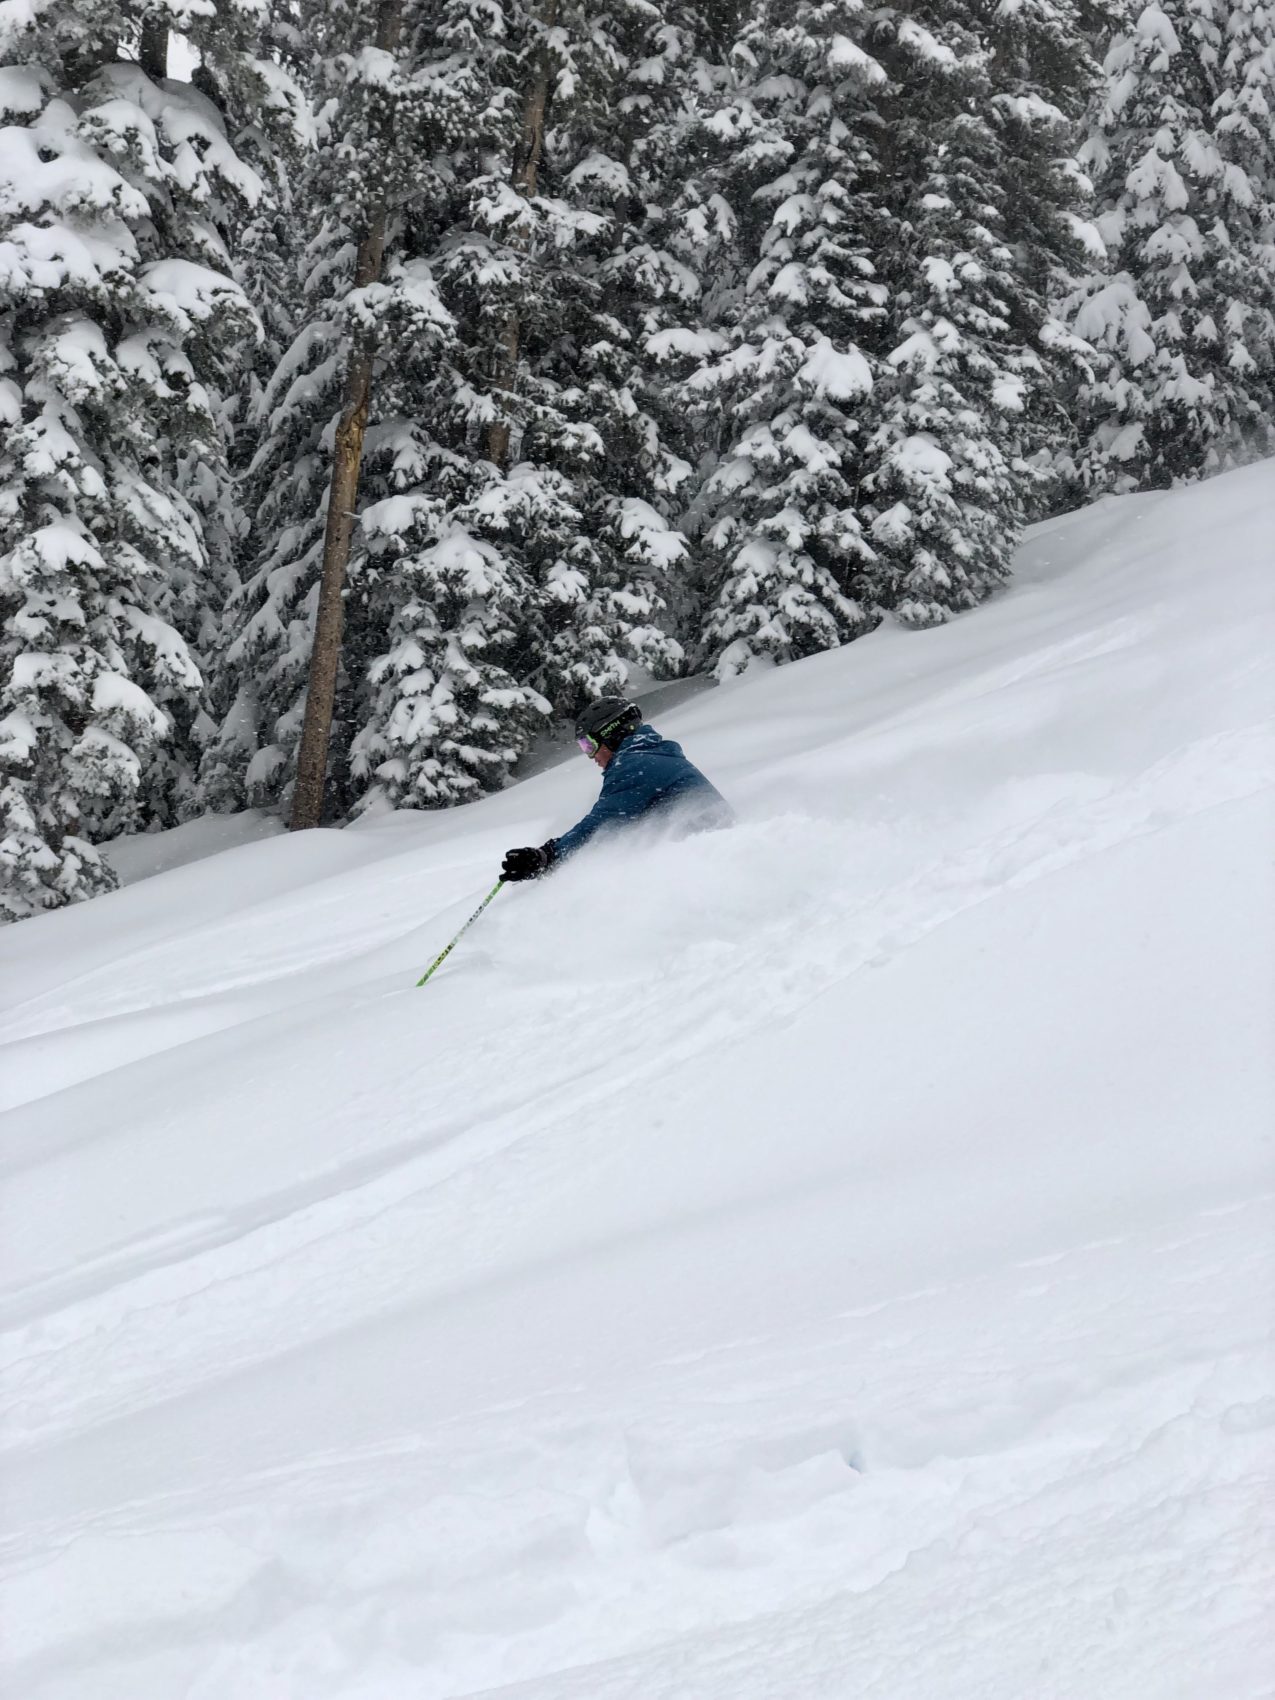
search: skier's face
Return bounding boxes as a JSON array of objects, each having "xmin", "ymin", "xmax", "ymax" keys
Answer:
[{"xmin": 577, "ymin": 732, "xmax": 613, "ymax": 768}]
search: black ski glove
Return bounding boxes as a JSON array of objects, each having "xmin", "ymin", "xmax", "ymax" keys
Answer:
[{"xmin": 501, "ymin": 841, "xmax": 556, "ymax": 882}]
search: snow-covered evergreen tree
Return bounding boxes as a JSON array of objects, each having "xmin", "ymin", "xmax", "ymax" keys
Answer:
[
  {"xmin": 666, "ymin": 0, "xmax": 887, "ymax": 680},
  {"xmin": 1064, "ymin": 0, "xmax": 1275, "ymax": 490},
  {"xmin": 192, "ymin": 18, "xmax": 310, "ymax": 815},
  {"xmin": 507, "ymin": 23, "xmax": 699, "ymax": 713},
  {"xmin": 343, "ymin": 0, "xmax": 575, "ymax": 815},
  {"xmin": 0, "ymin": 0, "xmax": 268, "ymax": 920},
  {"xmin": 201, "ymin": 0, "xmax": 478, "ymax": 816},
  {"xmin": 668, "ymin": 0, "xmax": 1094, "ymax": 671},
  {"xmin": 351, "ymin": 0, "xmax": 698, "ymax": 812},
  {"xmin": 152, "ymin": 9, "xmax": 306, "ymax": 826},
  {"xmin": 854, "ymin": 0, "xmax": 1095, "ymax": 626},
  {"xmin": 212, "ymin": 0, "xmax": 701, "ymax": 821}
]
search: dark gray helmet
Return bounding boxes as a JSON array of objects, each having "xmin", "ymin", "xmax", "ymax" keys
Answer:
[{"xmin": 575, "ymin": 697, "xmax": 641, "ymax": 751}]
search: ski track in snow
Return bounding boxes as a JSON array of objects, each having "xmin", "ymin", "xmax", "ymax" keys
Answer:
[
  {"xmin": 3, "ymin": 1202, "xmax": 1271, "ymax": 1699},
  {"xmin": 1, "ymin": 466, "xmax": 1273, "ymax": 1698},
  {"xmin": 3, "ymin": 724, "xmax": 1267, "ymax": 1443}
]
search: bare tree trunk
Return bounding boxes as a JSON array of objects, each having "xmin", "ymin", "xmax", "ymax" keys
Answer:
[
  {"xmin": 139, "ymin": 17, "xmax": 168, "ymax": 80},
  {"xmin": 486, "ymin": 0, "xmax": 560, "ymax": 468},
  {"xmin": 290, "ymin": 0, "xmax": 403, "ymax": 832}
]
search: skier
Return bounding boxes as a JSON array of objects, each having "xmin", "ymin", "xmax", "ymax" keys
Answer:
[{"xmin": 501, "ymin": 698, "xmax": 732, "ymax": 882}]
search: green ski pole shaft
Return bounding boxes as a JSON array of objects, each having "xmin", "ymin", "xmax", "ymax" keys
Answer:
[{"xmin": 415, "ymin": 880, "xmax": 505, "ymax": 987}]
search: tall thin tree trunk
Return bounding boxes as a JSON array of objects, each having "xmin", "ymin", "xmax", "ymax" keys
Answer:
[
  {"xmin": 139, "ymin": 18, "xmax": 167, "ymax": 80},
  {"xmin": 486, "ymin": 0, "xmax": 560, "ymax": 468},
  {"xmin": 290, "ymin": 0, "xmax": 403, "ymax": 832}
]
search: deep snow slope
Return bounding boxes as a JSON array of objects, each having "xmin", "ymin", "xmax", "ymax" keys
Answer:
[{"xmin": 2, "ymin": 464, "xmax": 1273, "ymax": 1700}]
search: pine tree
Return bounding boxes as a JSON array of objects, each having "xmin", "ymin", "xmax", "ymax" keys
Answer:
[
  {"xmin": 344, "ymin": 0, "xmax": 566, "ymax": 815},
  {"xmin": 1064, "ymin": 0, "xmax": 1275, "ymax": 490},
  {"xmin": 668, "ymin": 0, "xmax": 1093, "ymax": 669},
  {"xmin": 208, "ymin": 1, "xmax": 713, "ymax": 822},
  {"xmin": 0, "ymin": 1, "xmax": 266, "ymax": 920},
  {"xmin": 202, "ymin": 0, "xmax": 478, "ymax": 819},
  {"xmin": 350, "ymin": 0, "xmax": 698, "ymax": 811},
  {"xmin": 194, "ymin": 15, "xmax": 311, "ymax": 816},
  {"xmin": 855, "ymin": 0, "xmax": 1095, "ymax": 626},
  {"xmin": 154, "ymin": 7, "xmax": 307, "ymax": 828},
  {"xmin": 1215, "ymin": 0, "xmax": 1275, "ymax": 448},
  {"xmin": 666, "ymin": 0, "xmax": 888, "ymax": 680}
]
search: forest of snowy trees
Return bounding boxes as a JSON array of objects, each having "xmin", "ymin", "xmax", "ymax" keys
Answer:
[{"xmin": 2, "ymin": 0, "xmax": 1273, "ymax": 921}]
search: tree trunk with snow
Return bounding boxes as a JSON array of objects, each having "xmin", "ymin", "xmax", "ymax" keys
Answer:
[
  {"xmin": 486, "ymin": 0, "xmax": 560, "ymax": 469},
  {"xmin": 290, "ymin": 0, "xmax": 403, "ymax": 832}
]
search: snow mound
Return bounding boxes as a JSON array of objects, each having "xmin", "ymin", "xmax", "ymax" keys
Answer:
[{"xmin": 102, "ymin": 809, "xmax": 284, "ymax": 887}]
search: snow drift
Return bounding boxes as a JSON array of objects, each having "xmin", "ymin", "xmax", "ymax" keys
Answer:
[{"xmin": 1, "ymin": 462, "xmax": 1273, "ymax": 1699}]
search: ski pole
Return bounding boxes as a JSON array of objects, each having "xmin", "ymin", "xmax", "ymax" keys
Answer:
[{"xmin": 415, "ymin": 880, "xmax": 504, "ymax": 987}]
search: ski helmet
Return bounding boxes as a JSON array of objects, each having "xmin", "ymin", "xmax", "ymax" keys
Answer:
[{"xmin": 575, "ymin": 697, "xmax": 641, "ymax": 753}]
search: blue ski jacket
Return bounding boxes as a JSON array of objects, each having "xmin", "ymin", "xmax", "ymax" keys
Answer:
[{"xmin": 552, "ymin": 724, "xmax": 732, "ymax": 863}]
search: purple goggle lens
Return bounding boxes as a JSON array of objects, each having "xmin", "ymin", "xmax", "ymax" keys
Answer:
[{"xmin": 577, "ymin": 734, "xmax": 599, "ymax": 756}]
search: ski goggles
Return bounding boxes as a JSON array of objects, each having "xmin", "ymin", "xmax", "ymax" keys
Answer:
[{"xmin": 576, "ymin": 733, "xmax": 601, "ymax": 756}]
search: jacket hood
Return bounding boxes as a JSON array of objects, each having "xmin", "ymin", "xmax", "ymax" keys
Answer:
[{"xmin": 618, "ymin": 724, "xmax": 680, "ymax": 758}]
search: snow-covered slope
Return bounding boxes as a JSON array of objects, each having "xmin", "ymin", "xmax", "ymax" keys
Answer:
[{"xmin": 2, "ymin": 464, "xmax": 1273, "ymax": 1700}]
